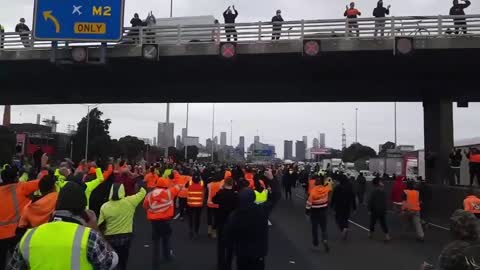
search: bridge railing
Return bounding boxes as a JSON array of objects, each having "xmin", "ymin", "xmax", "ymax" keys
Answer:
[{"xmin": 1, "ymin": 14, "xmax": 480, "ymax": 51}]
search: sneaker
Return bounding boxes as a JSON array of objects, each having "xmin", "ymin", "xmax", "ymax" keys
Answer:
[{"xmin": 323, "ymin": 240, "xmax": 330, "ymax": 253}]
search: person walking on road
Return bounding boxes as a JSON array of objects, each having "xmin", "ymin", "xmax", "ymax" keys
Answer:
[
  {"xmin": 372, "ymin": 0, "xmax": 390, "ymax": 37},
  {"xmin": 207, "ymin": 175, "xmax": 223, "ymax": 239},
  {"xmin": 186, "ymin": 172, "xmax": 205, "ymax": 239},
  {"xmin": 306, "ymin": 175, "xmax": 331, "ymax": 252},
  {"xmin": 402, "ymin": 181, "xmax": 425, "ymax": 241},
  {"xmin": 356, "ymin": 172, "xmax": 367, "ymax": 205},
  {"xmin": 391, "ymin": 175, "xmax": 406, "ymax": 214},
  {"xmin": 98, "ymin": 182, "xmax": 146, "ymax": 270},
  {"xmin": 7, "ymin": 181, "xmax": 119, "ymax": 270},
  {"xmin": 223, "ymin": 6, "xmax": 238, "ymax": 42},
  {"xmin": 450, "ymin": 0, "xmax": 471, "ymax": 34},
  {"xmin": 225, "ymin": 189, "xmax": 269, "ymax": 270},
  {"xmin": 212, "ymin": 178, "xmax": 238, "ymax": 270},
  {"xmin": 143, "ymin": 176, "xmax": 181, "ymax": 266},
  {"xmin": 367, "ymin": 177, "xmax": 390, "ymax": 242},
  {"xmin": 463, "ymin": 188, "xmax": 480, "ymax": 218},
  {"xmin": 271, "ymin": 10, "xmax": 284, "ymax": 40},
  {"xmin": 15, "ymin": 18, "xmax": 30, "ymax": 48},
  {"xmin": 418, "ymin": 176, "xmax": 432, "ymax": 228},
  {"xmin": 331, "ymin": 174, "xmax": 356, "ymax": 240},
  {"xmin": 344, "ymin": 2, "xmax": 362, "ymax": 37}
]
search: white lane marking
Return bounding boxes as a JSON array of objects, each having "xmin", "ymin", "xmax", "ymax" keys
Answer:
[
  {"xmin": 428, "ymin": 223, "xmax": 450, "ymax": 231},
  {"xmin": 348, "ymin": 220, "xmax": 370, "ymax": 232},
  {"xmin": 173, "ymin": 213, "xmax": 180, "ymax": 220}
]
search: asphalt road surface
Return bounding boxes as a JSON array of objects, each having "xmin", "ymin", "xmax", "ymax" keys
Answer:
[{"xmin": 128, "ymin": 187, "xmax": 451, "ymax": 270}]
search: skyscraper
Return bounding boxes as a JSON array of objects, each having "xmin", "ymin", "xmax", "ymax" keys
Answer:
[
  {"xmin": 284, "ymin": 140, "xmax": 293, "ymax": 160},
  {"xmin": 239, "ymin": 136, "xmax": 245, "ymax": 149},
  {"xmin": 157, "ymin": 122, "xmax": 174, "ymax": 148},
  {"xmin": 302, "ymin": 136, "xmax": 308, "ymax": 148},
  {"xmin": 182, "ymin": 128, "xmax": 187, "ymax": 143},
  {"xmin": 312, "ymin": 138, "xmax": 319, "ymax": 149},
  {"xmin": 176, "ymin": 135, "xmax": 182, "ymax": 149},
  {"xmin": 220, "ymin": 132, "xmax": 227, "ymax": 147},
  {"xmin": 254, "ymin": 136, "xmax": 260, "ymax": 144},
  {"xmin": 320, "ymin": 133, "xmax": 326, "ymax": 148},
  {"xmin": 296, "ymin": 141, "xmax": 306, "ymax": 162},
  {"xmin": 153, "ymin": 137, "xmax": 157, "ymax": 147}
]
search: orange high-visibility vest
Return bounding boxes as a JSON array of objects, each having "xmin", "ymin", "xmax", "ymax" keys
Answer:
[
  {"xmin": 306, "ymin": 185, "xmax": 330, "ymax": 209},
  {"xmin": 403, "ymin": 190, "xmax": 421, "ymax": 212},
  {"xmin": 464, "ymin": 195, "xmax": 480, "ymax": 214},
  {"xmin": 308, "ymin": 179, "xmax": 316, "ymax": 194},
  {"xmin": 470, "ymin": 154, "xmax": 480, "ymax": 163},
  {"xmin": 207, "ymin": 182, "xmax": 222, "ymax": 208},
  {"xmin": 187, "ymin": 180, "xmax": 204, "ymax": 208},
  {"xmin": 144, "ymin": 172, "xmax": 159, "ymax": 189},
  {"xmin": 145, "ymin": 186, "xmax": 179, "ymax": 220},
  {"xmin": 177, "ymin": 175, "xmax": 190, "ymax": 198}
]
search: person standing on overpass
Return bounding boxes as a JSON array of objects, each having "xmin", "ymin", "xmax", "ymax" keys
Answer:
[
  {"xmin": 450, "ymin": 0, "xmax": 471, "ymax": 34},
  {"xmin": 15, "ymin": 18, "xmax": 30, "ymax": 48},
  {"xmin": 271, "ymin": 10, "xmax": 284, "ymax": 40},
  {"xmin": 306, "ymin": 175, "xmax": 331, "ymax": 252},
  {"xmin": 0, "ymin": 24, "xmax": 4, "ymax": 49},
  {"xmin": 223, "ymin": 6, "xmax": 238, "ymax": 42},
  {"xmin": 372, "ymin": 0, "xmax": 390, "ymax": 37},
  {"xmin": 344, "ymin": 2, "xmax": 362, "ymax": 37}
]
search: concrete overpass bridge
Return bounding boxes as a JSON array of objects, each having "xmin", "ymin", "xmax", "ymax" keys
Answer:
[{"xmin": 1, "ymin": 14, "xmax": 480, "ymax": 183}]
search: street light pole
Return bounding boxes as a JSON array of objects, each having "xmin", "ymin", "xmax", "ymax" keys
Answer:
[
  {"xmin": 211, "ymin": 103, "xmax": 215, "ymax": 163},
  {"xmin": 85, "ymin": 105, "xmax": 90, "ymax": 161},
  {"xmin": 170, "ymin": 0, "xmax": 173, "ymax": 18},
  {"xmin": 184, "ymin": 103, "xmax": 189, "ymax": 161},
  {"xmin": 394, "ymin": 102, "xmax": 397, "ymax": 146},
  {"xmin": 355, "ymin": 108, "xmax": 358, "ymax": 143}
]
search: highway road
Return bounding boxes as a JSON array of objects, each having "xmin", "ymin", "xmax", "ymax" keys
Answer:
[{"xmin": 127, "ymin": 187, "xmax": 452, "ymax": 270}]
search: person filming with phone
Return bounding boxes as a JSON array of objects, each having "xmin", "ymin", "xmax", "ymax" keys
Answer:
[{"xmin": 7, "ymin": 182, "xmax": 119, "ymax": 270}]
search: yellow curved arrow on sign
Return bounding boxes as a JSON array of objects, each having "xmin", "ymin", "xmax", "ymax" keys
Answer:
[{"xmin": 43, "ymin": 11, "xmax": 61, "ymax": 33}]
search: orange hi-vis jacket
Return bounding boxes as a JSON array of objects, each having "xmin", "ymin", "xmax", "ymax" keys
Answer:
[
  {"xmin": 18, "ymin": 192, "xmax": 58, "ymax": 229},
  {"xmin": 144, "ymin": 185, "xmax": 180, "ymax": 221},
  {"xmin": 144, "ymin": 172, "xmax": 159, "ymax": 189},
  {"xmin": 187, "ymin": 180, "xmax": 204, "ymax": 207},
  {"xmin": 403, "ymin": 190, "xmax": 421, "ymax": 212},
  {"xmin": 0, "ymin": 178, "xmax": 42, "ymax": 239},
  {"xmin": 464, "ymin": 195, "xmax": 480, "ymax": 214},
  {"xmin": 207, "ymin": 181, "xmax": 222, "ymax": 208},
  {"xmin": 177, "ymin": 175, "xmax": 191, "ymax": 198},
  {"xmin": 469, "ymin": 154, "xmax": 480, "ymax": 163},
  {"xmin": 306, "ymin": 185, "xmax": 330, "ymax": 209}
]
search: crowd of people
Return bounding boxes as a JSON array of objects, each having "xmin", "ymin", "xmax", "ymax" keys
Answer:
[{"xmin": 0, "ymin": 153, "xmax": 478, "ymax": 270}]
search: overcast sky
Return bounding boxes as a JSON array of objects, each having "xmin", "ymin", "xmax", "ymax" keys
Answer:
[
  {"xmin": 2, "ymin": 102, "xmax": 480, "ymax": 158},
  {"xmin": 2, "ymin": 1, "xmax": 480, "ymax": 158}
]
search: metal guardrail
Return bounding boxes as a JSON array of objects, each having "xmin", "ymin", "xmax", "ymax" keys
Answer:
[{"xmin": 1, "ymin": 14, "xmax": 480, "ymax": 51}]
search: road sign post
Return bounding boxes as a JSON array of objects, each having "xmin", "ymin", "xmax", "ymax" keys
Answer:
[{"xmin": 34, "ymin": 0, "xmax": 125, "ymax": 42}]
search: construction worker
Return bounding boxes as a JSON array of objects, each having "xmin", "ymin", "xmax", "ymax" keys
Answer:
[
  {"xmin": 402, "ymin": 181, "xmax": 424, "ymax": 241},
  {"xmin": 17, "ymin": 174, "xmax": 58, "ymax": 238},
  {"xmin": 245, "ymin": 168, "xmax": 255, "ymax": 189},
  {"xmin": 463, "ymin": 189, "xmax": 480, "ymax": 218},
  {"xmin": 0, "ymin": 24, "xmax": 4, "ymax": 49},
  {"xmin": 8, "ymin": 181, "xmax": 118, "ymax": 270},
  {"xmin": 0, "ymin": 166, "xmax": 46, "ymax": 269},
  {"xmin": 144, "ymin": 167, "xmax": 159, "ymax": 191},
  {"xmin": 306, "ymin": 175, "xmax": 330, "ymax": 252},
  {"xmin": 98, "ymin": 182, "xmax": 146, "ymax": 270},
  {"xmin": 143, "ymin": 175, "xmax": 181, "ymax": 266},
  {"xmin": 186, "ymin": 172, "xmax": 205, "ymax": 239},
  {"xmin": 82, "ymin": 165, "xmax": 106, "ymax": 209},
  {"xmin": 207, "ymin": 174, "xmax": 223, "ymax": 238},
  {"xmin": 253, "ymin": 174, "xmax": 268, "ymax": 205},
  {"xmin": 176, "ymin": 171, "xmax": 191, "ymax": 221},
  {"xmin": 308, "ymin": 174, "xmax": 316, "ymax": 195}
]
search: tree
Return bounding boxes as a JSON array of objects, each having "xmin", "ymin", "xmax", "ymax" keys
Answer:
[
  {"xmin": 379, "ymin": 141, "xmax": 396, "ymax": 157},
  {"xmin": 0, "ymin": 126, "xmax": 16, "ymax": 165},
  {"xmin": 342, "ymin": 143, "xmax": 377, "ymax": 162},
  {"xmin": 73, "ymin": 108, "xmax": 112, "ymax": 162},
  {"xmin": 176, "ymin": 146, "xmax": 199, "ymax": 162},
  {"xmin": 118, "ymin": 136, "xmax": 146, "ymax": 161}
]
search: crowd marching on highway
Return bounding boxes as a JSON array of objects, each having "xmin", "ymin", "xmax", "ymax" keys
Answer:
[{"xmin": 0, "ymin": 151, "xmax": 479, "ymax": 270}]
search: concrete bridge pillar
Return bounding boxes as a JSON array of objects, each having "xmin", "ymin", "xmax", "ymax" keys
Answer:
[{"xmin": 423, "ymin": 100, "xmax": 453, "ymax": 185}]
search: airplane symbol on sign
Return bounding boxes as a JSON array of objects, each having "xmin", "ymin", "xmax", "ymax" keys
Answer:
[{"xmin": 72, "ymin": 5, "xmax": 83, "ymax": 15}]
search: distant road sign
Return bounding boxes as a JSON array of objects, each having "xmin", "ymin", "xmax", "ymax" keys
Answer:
[
  {"xmin": 33, "ymin": 0, "xmax": 125, "ymax": 42},
  {"xmin": 253, "ymin": 149, "xmax": 273, "ymax": 157}
]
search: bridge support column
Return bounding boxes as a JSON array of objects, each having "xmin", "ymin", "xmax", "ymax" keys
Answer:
[{"xmin": 423, "ymin": 100, "xmax": 453, "ymax": 185}]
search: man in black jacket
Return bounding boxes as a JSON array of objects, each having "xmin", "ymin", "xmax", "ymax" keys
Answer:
[
  {"xmin": 372, "ymin": 0, "xmax": 390, "ymax": 37},
  {"xmin": 356, "ymin": 172, "xmax": 367, "ymax": 205},
  {"xmin": 225, "ymin": 189, "xmax": 268, "ymax": 270},
  {"xmin": 271, "ymin": 10, "xmax": 284, "ymax": 40},
  {"xmin": 331, "ymin": 174, "xmax": 356, "ymax": 240},
  {"xmin": 223, "ymin": 6, "xmax": 238, "ymax": 41},
  {"xmin": 367, "ymin": 177, "xmax": 390, "ymax": 241},
  {"xmin": 450, "ymin": 0, "xmax": 471, "ymax": 34},
  {"xmin": 212, "ymin": 178, "xmax": 238, "ymax": 270}
]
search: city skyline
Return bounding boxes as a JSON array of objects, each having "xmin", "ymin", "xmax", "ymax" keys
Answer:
[{"xmin": 4, "ymin": 102, "xmax": 480, "ymax": 159}]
